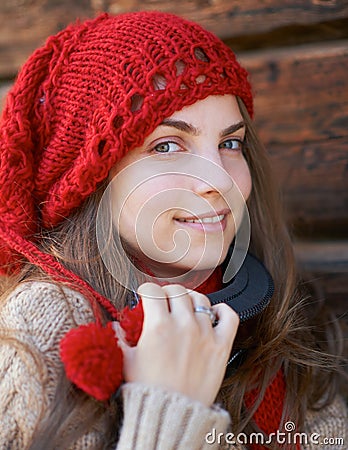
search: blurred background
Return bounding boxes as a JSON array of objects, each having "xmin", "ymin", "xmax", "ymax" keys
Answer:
[{"xmin": 0, "ymin": 1, "xmax": 347, "ymax": 336}]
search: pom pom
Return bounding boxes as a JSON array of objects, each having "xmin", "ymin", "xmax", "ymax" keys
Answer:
[
  {"xmin": 60, "ymin": 322, "xmax": 123, "ymax": 401},
  {"xmin": 119, "ymin": 301, "xmax": 144, "ymax": 346}
]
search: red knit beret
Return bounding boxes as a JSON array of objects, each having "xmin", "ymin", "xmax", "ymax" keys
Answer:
[{"xmin": 0, "ymin": 11, "xmax": 253, "ymax": 274}]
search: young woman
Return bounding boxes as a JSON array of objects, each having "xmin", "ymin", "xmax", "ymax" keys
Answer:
[{"xmin": 0, "ymin": 11, "xmax": 346, "ymax": 450}]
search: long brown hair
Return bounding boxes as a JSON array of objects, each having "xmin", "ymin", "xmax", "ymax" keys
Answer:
[
  {"xmin": 1, "ymin": 97, "xmax": 344, "ymax": 449},
  {"xmin": 216, "ymin": 99, "xmax": 345, "ymax": 433}
]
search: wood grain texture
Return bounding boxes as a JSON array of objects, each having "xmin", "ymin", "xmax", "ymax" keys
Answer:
[
  {"xmin": 101, "ymin": 0, "xmax": 348, "ymax": 39},
  {"xmin": 1, "ymin": 0, "xmax": 348, "ymax": 75},
  {"xmin": 294, "ymin": 240, "xmax": 348, "ymax": 273},
  {"xmin": 243, "ymin": 42, "xmax": 348, "ymax": 144},
  {"xmin": 240, "ymin": 41, "xmax": 348, "ymax": 234},
  {"xmin": 0, "ymin": 83, "xmax": 11, "ymax": 110}
]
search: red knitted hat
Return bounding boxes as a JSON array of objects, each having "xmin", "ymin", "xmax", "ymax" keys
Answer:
[{"xmin": 0, "ymin": 11, "xmax": 253, "ymax": 274}]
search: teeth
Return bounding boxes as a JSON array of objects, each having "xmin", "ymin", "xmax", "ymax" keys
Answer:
[{"xmin": 178, "ymin": 214, "xmax": 225, "ymax": 224}]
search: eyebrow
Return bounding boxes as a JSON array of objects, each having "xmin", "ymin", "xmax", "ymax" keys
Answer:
[
  {"xmin": 220, "ymin": 121, "xmax": 246, "ymax": 138},
  {"xmin": 159, "ymin": 119, "xmax": 245, "ymax": 138},
  {"xmin": 160, "ymin": 119, "xmax": 200, "ymax": 136}
]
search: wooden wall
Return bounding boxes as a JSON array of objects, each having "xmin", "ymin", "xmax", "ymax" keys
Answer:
[{"xmin": 0, "ymin": 1, "xmax": 347, "ymax": 322}]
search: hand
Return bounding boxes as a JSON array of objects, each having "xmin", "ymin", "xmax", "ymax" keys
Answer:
[{"xmin": 114, "ymin": 282, "xmax": 239, "ymax": 407}]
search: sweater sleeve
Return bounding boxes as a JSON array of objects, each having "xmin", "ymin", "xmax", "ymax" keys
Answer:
[
  {"xmin": 0, "ymin": 281, "xmax": 234, "ymax": 450},
  {"xmin": 0, "ymin": 281, "xmax": 109, "ymax": 449},
  {"xmin": 116, "ymin": 382, "xmax": 232, "ymax": 450},
  {"xmin": 302, "ymin": 396, "xmax": 348, "ymax": 449}
]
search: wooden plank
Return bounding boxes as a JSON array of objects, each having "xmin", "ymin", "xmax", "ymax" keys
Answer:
[
  {"xmin": 294, "ymin": 240, "xmax": 348, "ymax": 273},
  {"xmin": 103, "ymin": 0, "xmax": 348, "ymax": 39},
  {"xmin": 294, "ymin": 240, "xmax": 348, "ymax": 351},
  {"xmin": 239, "ymin": 41, "xmax": 348, "ymax": 234},
  {"xmin": 267, "ymin": 139, "xmax": 347, "ymax": 233},
  {"xmin": 299, "ymin": 270, "xmax": 348, "ymax": 324},
  {"xmin": 0, "ymin": 83, "xmax": 11, "ymax": 110},
  {"xmin": 0, "ymin": 0, "xmax": 93, "ymax": 78},
  {"xmin": 1, "ymin": 0, "xmax": 348, "ymax": 76},
  {"xmin": 242, "ymin": 41, "xmax": 348, "ymax": 144}
]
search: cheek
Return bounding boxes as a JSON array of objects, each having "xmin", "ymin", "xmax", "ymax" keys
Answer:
[
  {"xmin": 240, "ymin": 163, "xmax": 252, "ymax": 201},
  {"xmin": 226, "ymin": 159, "xmax": 252, "ymax": 201},
  {"xmin": 115, "ymin": 178, "xmax": 180, "ymax": 234}
]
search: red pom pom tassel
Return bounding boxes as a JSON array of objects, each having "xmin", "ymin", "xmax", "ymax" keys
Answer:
[
  {"xmin": 119, "ymin": 301, "xmax": 144, "ymax": 346},
  {"xmin": 60, "ymin": 322, "xmax": 123, "ymax": 401},
  {"xmin": 60, "ymin": 301, "xmax": 144, "ymax": 401}
]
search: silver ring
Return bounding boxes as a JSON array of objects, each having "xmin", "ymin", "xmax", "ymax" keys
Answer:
[{"xmin": 193, "ymin": 306, "xmax": 217, "ymax": 325}]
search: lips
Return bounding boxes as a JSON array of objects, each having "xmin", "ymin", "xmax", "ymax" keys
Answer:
[
  {"xmin": 176, "ymin": 214, "xmax": 225, "ymax": 224},
  {"xmin": 174, "ymin": 209, "xmax": 230, "ymax": 230},
  {"xmin": 175, "ymin": 208, "xmax": 229, "ymax": 220}
]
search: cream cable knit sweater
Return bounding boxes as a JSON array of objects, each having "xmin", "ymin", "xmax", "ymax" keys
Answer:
[{"xmin": 0, "ymin": 282, "xmax": 347, "ymax": 449}]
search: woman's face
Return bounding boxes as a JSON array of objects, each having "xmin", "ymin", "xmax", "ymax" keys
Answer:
[{"xmin": 109, "ymin": 95, "xmax": 252, "ymax": 280}]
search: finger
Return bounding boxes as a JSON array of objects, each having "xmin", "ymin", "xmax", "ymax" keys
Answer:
[
  {"xmin": 161, "ymin": 284, "xmax": 193, "ymax": 318},
  {"xmin": 112, "ymin": 321, "xmax": 136, "ymax": 380},
  {"xmin": 112, "ymin": 321, "xmax": 131, "ymax": 351},
  {"xmin": 189, "ymin": 291, "xmax": 216, "ymax": 330},
  {"xmin": 137, "ymin": 282, "xmax": 169, "ymax": 324},
  {"xmin": 212, "ymin": 303, "xmax": 240, "ymax": 343}
]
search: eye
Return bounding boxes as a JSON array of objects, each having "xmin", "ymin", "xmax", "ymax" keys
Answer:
[
  {"xmin": 218, "ymin": 139, "xmax": 243, "ymax": 152},
  {"xmin": 153, "ymin": 141, "xmax": 182, "ymax": 153}
]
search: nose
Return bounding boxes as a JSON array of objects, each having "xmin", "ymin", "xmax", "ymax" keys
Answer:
[{"xmin": 190, "ymin": 150, "xmax": 233, "ymax": 197}]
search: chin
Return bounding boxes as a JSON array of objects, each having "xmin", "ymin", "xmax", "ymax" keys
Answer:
[{"xmin": 181, "ymin": 253, "xmax": 228, "ymax": 273}]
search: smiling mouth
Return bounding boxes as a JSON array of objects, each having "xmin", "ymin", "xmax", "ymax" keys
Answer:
[{"xmin": 176, "ymin": 214, "xmax": 225, "ymax": 224}]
